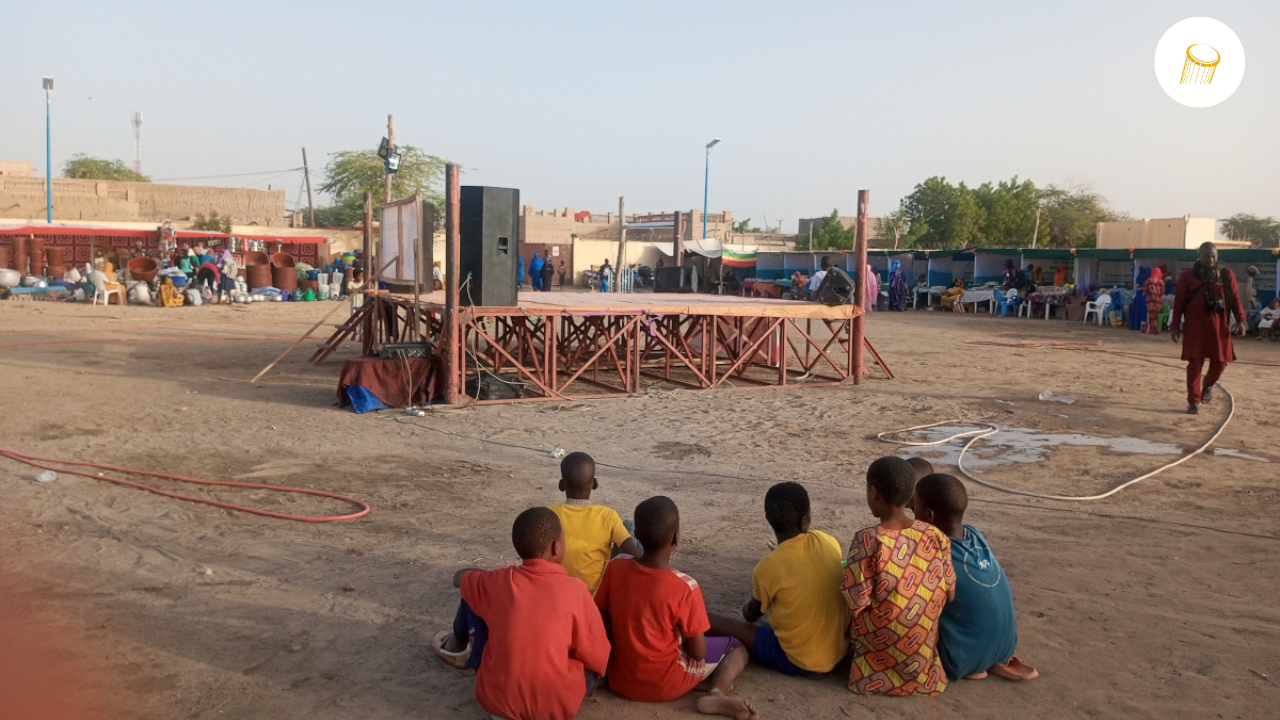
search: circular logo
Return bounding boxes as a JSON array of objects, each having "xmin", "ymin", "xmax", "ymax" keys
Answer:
[{"xmin": 1154, "ymin": 17, "xmax": 1245, "ymax": 108}]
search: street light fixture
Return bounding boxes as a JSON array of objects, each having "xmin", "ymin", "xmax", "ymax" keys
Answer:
[
  {"xmin": 43, "ymin": 77, "xmax": 53, "ymax": 223},
  {"xmin": 702, "ymin": 138, "xmax": 721, "ymax": 239}
]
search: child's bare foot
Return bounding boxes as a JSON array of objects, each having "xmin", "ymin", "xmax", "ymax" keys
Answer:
[
  {"xmin": 431, "ymin": 629, "xmax": 470, "ymax": 669},
  {"xmin": 989, "ymin": 655, "xmax": 1039, "ymax": 681},
  {"xmin": 964, "ymin": 671, "xmax": 988, "ymax": 679},
  {"xmin": 696, "ymin": 690, "xmax": 758, "ymax": 720}
]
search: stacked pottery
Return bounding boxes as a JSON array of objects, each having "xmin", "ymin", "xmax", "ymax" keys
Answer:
[
  {"xmin": 271, "ymin": 252, "xmax": 297, "ymax": 292},
  {"xmin": 28, "ymin": 238, "xmax": 46, "ymax": 276},
  {"xmin": 44, "ymin": 247, "xmax": 66, "ymax": 280},
  {"xmin": 11, "ymin": 236, "xmax": 28, "ymax": 274},
  {"xmin": 0, "ymin": 244, "xmax": 11, "ymax": 270},
  {"xmin": 243, "ymin": 250, "xmax": 272, "ymax": 289}
]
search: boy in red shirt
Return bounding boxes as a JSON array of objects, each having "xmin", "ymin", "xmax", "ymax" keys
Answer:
[
  {"xmin": 594, "ymin": 496, "xmax": 758, "ymax": 719},
  {"xmin": 433, "ymin": 507, "xmax": 610, "ymax": 720}
]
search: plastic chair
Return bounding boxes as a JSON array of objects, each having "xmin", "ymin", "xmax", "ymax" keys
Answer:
[
  {"xmin": 1016, "ymin": 297, "xmax": 1034, "ymax": 318},
  {"xmin": 90, "ymin": 270, "xmax": 122, "ymax": 306},
  {"xmin": 1083, "ymin": 294, "xmax": 1112, "ymax": 325},
  {"xmin": 996, "ymin": 288, "xmax": 1020, "ymax": 317}
]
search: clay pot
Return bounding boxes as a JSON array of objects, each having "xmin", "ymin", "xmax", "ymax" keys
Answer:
[
  {"xmin": 242, "ymin": 251, "xmax": 269, "ymax": 267},
  {"xmin": 127, "ymin": 256, "xmax": 159, "ymax": 282},
  {"xmin": 246, "ymin": 263, "xmax": 273, "ymax": 290},
  {"xmin": 45, "ymin": 247, "xmax": 65, "ymax": 268},
  {"xmin": 10, "ymin": 237, "xmax": 28, "ymax": 274}
]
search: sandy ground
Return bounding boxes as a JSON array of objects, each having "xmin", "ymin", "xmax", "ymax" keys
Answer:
[{"xmin": 1, "ymin": 297, "xmax": 1278, "ymax": 720}]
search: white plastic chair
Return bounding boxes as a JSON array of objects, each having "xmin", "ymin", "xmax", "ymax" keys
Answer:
[
  {"xmin": 1016, "ymin": 297, "xmax": 1033, "ymax": 318},
  {"xmin": 90, "ymin": 270, "xmax": 122, "ymax": 306},
  {"xmin": 1083, "ymin": 294, "xmax": 1111, "ymax": 325}
]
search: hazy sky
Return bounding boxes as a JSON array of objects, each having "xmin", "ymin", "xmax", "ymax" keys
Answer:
[{"xmin": 3, "ymin": 1, "xmax": 1276, "ymax": 231}]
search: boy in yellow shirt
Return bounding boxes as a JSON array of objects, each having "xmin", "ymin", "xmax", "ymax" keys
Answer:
[
  {"xmin": 549, "ymin": 452, "xmax": 641, "ymax": 593},
  {"xmin": 708, "ymin": 482, "xmax": 848, "ymax": 677}
]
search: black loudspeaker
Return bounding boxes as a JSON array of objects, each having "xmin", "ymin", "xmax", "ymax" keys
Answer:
[
  {"xmin": 654, "ymin": 265, "xmax": 698, "ymax": 293},
  {"xmin": 815, "ymin": 267, "xmax": 855, "ymax": 305},
  {"xmin": 460, "ymin": 186, "xmax": 519, "ymax": 306}
]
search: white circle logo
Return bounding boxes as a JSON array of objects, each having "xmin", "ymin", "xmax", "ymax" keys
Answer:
[{"xmin": 1155, "ymin": 17, "xmax": 1245, "ymax": 108}]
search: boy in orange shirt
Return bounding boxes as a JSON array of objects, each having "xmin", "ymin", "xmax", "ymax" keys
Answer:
[
  {"xmin": 433, "ymin": 508, "xmax": 610, "ymax": 720},
  {"xmin": 842, "ymin": 456, "xmax": 956, "ymax": 696},
  {"xmin": 594, "ymin": 496, "xmax": 757, "ymax": 719},
  {"xmin": 548, "ymin": 452, "xmax": 641, "ymax": 593}
]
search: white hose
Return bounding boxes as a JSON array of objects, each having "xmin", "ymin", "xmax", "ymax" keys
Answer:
[{"xmin": 877, "ymin": 386, "xmax": 1235, "ymax": 502}]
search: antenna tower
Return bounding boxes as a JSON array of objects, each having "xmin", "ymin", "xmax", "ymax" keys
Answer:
[{"xmin": 131, "ymin": 111, "xmax": 143, "ymax": 174}]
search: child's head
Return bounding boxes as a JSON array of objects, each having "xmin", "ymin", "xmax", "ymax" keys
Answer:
[
  {"xmin": 633, "ymin": 496, "xmax": 680, "ymax": 551},
  {"xmin": 820, "ymin": 255, "xmax": 832, "ymax": 271},
  {"xmin": 905, "ymin": 457, "xmax": 935, "ymax": 481},
  {"xmin": 559, "ymin": 451, "xmax": 597, "ymax": 498},
  {"xmin": 764, "ymin": 482, "xmax": 810, "ymax": 536},
  {"xmin": 865, "ymin": 456, "xmax": 917, "ymax": 515},
  {"xmin": 911, "ymin": 473, "xmax": 968, "ymax": 528},
  {"xmin": 1270, "ymin": 299, "xmax": 1279, "ymax": 310},
  {"xmin": 511, "ymin": 507, "xmax": 565, "ymax": 562}
]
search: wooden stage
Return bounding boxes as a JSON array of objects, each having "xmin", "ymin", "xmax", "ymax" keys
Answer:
[{"xmin": 314, "ymin": 290, "xmax": 887, "ymax": 405}]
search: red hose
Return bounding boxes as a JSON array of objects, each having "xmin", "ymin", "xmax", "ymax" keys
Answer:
[{"xmin": 1, "ymin": 449, "xmax": 370, "ymax": 523}]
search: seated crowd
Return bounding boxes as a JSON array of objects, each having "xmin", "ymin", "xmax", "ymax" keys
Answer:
[{"xmin": 433, "ymin": 452, "xmax": 1035, "ymax": 720}]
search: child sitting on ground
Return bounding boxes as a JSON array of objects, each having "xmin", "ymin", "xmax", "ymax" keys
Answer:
[
  {"xmin": 433, "ymin": 507, "xmax": 610, "ymax": 720},
  {"xmin": 549, "ymin": 452, "xmax": 641, "ymax": 593},
  {"xmin": 912, "ymin": 473, "xmax": 1038, "ymax": 683},
  {"xmin": 707, "ymin": 482, "xmax": 848, "ymax": 678},
  {"xmin": 595, "ymin": 496, "xmax": 758, "ymax": 720},
  {"xmin": 842, "ymin": 456, "xmax": 956, "ymax": 696}
]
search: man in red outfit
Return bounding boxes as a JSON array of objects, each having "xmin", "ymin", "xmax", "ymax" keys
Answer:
[{"xmin": 1171, "ymin": 242, "xmax": 1246, "ymax": 415}]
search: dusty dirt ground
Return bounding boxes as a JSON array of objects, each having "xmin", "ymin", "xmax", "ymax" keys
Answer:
[{"xmin": 1, "ymin": 298, "xmax": 1278, "ymax": 720}]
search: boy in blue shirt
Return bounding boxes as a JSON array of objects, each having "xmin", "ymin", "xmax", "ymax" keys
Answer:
[{"xmin": 911, "ymin": 473, "xmax": 1038, "ymax": 682}]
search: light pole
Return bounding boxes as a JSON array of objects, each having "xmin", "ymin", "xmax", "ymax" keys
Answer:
[
  {"xmin": 702, "ymin": 138, "xmax": 721, "ymax": 239},
  {"xmin": 43, "ymin": 77, "xmax": 54, "ymax": 223}
]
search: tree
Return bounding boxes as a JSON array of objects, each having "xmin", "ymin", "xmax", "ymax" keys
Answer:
[
  {"xmin": 877, "ymin": 206, "xmax": 923, "ymax": 249},
  {"xmin": 733, "ymin": 218, "xmax": 762, "ymax": 233},
  {"xmin": 900, "ymin": 177, "xmax": 985, "ymax": 248},
  {"xmin": 809, "ymin": 209, "xmax": 856, "ymax": 250},
  {"xmin": 1221, "ymin": 213, "xmax": 1280, "ymax": 247},
  {"xmin": 1036, "ymin": 180, "xmax": 1128, "ymax": 248},
  {"xmin": 972, "ymin": 177, "xmax": 1038, "ymax": 246},
  {"xmin": 191, "ymin": 211, "xmax": 232, "ymax": 234},
  {"xmin": 315, "ymin": 146, "xmax": 447, "ymax": 228},
  {"xmin": 62, "ymin": 154, "xmax": 149, "ymax": 182}
]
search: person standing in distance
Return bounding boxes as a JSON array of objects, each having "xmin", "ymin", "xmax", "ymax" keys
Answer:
[{"xmin": 1171, "ymin": 242, "xmax": 1246, "ymax": 415}]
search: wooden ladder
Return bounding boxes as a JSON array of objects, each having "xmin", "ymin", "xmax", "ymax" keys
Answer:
[{"xmin": 310, "ymin": 302, "xmax": 375, "ymax": 365}]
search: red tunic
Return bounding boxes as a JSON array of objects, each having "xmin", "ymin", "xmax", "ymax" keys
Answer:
[{"xmin": 1171, "ymin": 266, "xmax": 1245, "ymax": 363}]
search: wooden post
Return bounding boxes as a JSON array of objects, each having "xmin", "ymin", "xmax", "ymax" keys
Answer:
[
  {"xmin": 851, "ymin": 190, "xmax": 869, "ymax": 384},
  {"xmin": 384, "ymin": 114, "xmax": 395, "ymax": 204},
  {"xmin": 614, "ymin": 196, "xmax": 626, "ymax": 292},
  {"xmin": 302, "ymin": 147, "xmax": 316, "ymax": 228},
  {"xmin": 442, "ymin": 164, "xmax": 461, "ymax": 404},
  {"xmin": 362, "ymin": 192, "xmax": 373, "ymax": 267},
  {"xmin": 674, "ymin": 210, "xmax": 684, "ymax": 266}
]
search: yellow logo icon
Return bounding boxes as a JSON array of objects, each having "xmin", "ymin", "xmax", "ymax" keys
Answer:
[{"xmin": 1180, "ymin": 44, "xmax": 1219, "ymax": 84}]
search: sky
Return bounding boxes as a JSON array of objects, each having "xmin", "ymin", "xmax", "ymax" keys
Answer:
[{"xmin": 2, "ymin": 1, "xmax": 1277, "ymax": 231}]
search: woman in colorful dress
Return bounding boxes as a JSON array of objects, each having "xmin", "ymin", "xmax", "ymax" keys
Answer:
[{"xmin": 1143, "ymin": 267, "xmax": 1165, "ymax": 334}]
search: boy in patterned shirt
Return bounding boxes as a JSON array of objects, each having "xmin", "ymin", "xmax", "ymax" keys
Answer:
[{"xmin": 841, "ymin": 456, "xmax": 956, "ymax": 696}]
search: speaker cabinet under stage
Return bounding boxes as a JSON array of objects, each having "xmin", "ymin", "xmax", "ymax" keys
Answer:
[
  {"xmin": 460, "ymin": 186, "xmax": 519, "ymax": 307},
  {"xmin": 654, "ymin": 265, "xmax": 698, "ymax": 293}
]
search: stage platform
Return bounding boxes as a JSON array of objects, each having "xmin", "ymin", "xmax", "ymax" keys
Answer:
[{"xmin": 315, "ymin": 290, "xmax": 885, "ymax": 405}]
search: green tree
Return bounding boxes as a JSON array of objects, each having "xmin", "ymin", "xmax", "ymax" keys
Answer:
[
  {"xmin": 1037, "ymin": 181, "xmax": 1128, "ymax": 248},
  {"xmin": 733, "ymin": 218, "xmax": 763, "ymax": 233},
  {"xmin": 191, "ymin": 211, "xmax": 233, "ymax": 233},
  {"xmin": 972, "ymin": 177, "xmax": 1038, "ymax": 246},
  {"xmin": 62, "ymin": 154, "xmax": 149, "ymax": 182},
  {"xmin": 1220, "ymin": 213, "xmax": 1280, "ymax": 247},
  {"xmin": 315, "ymin": 146, "xmax": 447, "ymax": 227},
  {"xmin": 809, "ymin": 209, "xmax": 856, "ymax": 250},
  {"xmin": 901, "ymin": 177, "xmax": 985, "ymax": 248},
  {"xmin": 877, "ymin": 206, "xmax": 923, "ymax": 249}
]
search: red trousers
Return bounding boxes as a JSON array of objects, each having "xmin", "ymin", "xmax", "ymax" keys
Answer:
[{"xmin": 1186, "ymin": 357, "xmax": 1225, "ymax": 405}]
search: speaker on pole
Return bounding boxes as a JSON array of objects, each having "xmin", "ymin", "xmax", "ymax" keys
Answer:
[{"xmin": 460, "ymin": 186, "xmax": 519, "ymax": 307}]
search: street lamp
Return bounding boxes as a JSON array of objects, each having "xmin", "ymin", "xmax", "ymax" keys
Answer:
[
  {"xmin": 702, "ymin": 138, "xmax": 721, "ymax": 239},
  {"xmin": 43, "ymin": 77, "xmax": 53, "ymax": 223}
]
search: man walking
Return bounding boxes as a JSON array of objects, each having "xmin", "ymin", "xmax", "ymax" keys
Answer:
[{"xmin": 1171, "ymin": 242, "xmax": 1246, "ymax": 415}]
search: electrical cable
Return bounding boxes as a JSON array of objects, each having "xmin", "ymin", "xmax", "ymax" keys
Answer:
[{"xmin": 0, "ymin": 449, "xmax": 369, "ymax": 523}]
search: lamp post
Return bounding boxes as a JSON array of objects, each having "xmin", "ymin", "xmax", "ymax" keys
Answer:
[
  {"xmin": 702, "ymin": 138, "xmax": 721, "ymax": 239},
  {"xmin": 43, "ymin": 77, "xmax": 53, "ymax": 223}
]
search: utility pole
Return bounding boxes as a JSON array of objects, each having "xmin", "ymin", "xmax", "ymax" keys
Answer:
[
  {"xmin": 301, "ymin": 147, "xmax": 316, "ymax": 228},
  {"xmin": 384, "ymin": 114, "xmax": 395, "ymax": 204},
  {"xmin": 1031, "ymin": 205, "xmax": 1043, "ymax": 248},
  {"xmin": 851, "ymin": 190, "xmax": 869, "ymax": 385},
  {"xmin": 614, "ymin": 196, "xmax": 626, "ymax": 292}
]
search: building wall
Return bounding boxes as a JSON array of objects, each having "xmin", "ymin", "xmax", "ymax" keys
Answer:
[
  {"xmin": 0, "ymin": 160, "xmax": 34, "ymax": 177},
  {"xmin": 0, "ymin": 176, "xmax": 285, "ymax": 226},
  {"xmin": 1096, "ymin": 217, "xmax": 1217, "ymax": 250},
  {"xmin": 520, "ymin": 205, "xmax": 735, "ymax": 246}
]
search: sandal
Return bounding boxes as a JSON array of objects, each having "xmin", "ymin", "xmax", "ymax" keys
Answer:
[
  {"xmin": 989, "ymin": 655, "xmax": 1039, "ymax": 681},
  {"xmin": 432, "ymin": 629, "xmax": 471, "ymax": 669}
]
